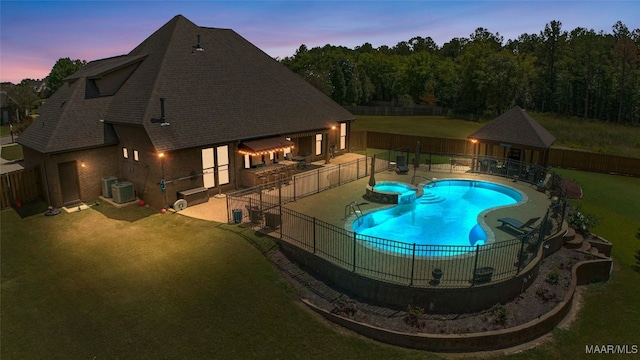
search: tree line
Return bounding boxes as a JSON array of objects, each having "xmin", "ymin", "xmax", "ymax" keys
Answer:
[
  {"xmin": 1, "ymin": 58, "xmax": 85, "ymax": 127},
  {"xmin": 281, "ymin": 20, "xmax": 640, "ymax": 124},
  {"xmin": 3, "ymin": 20, "xmax": 638, "ymax": 126}
]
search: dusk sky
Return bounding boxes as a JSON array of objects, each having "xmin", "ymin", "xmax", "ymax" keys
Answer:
[{"xmin": 1, "ymin": 1, "xmax": 638, "ymax": 84}]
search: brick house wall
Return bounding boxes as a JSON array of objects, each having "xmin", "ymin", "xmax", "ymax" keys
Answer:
[
  {"xmin": 115, "ymin": 124, "xmax": 238, "ymax": 209},
  {"xmin": 22, "ymin": 145, "xmax": 119, "ymax": 207}
]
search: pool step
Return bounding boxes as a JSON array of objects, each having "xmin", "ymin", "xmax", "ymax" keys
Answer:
[{"xmin": 420, "ymin": 192, "xmax": 446, "ymax": 204}]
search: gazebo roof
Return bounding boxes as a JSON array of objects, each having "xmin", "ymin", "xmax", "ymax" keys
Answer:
[{"xmin": 468, "ymin": 106, "xmax": 556, "ymax": 150}]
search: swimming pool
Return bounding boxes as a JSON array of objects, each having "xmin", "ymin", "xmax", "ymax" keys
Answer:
[{"xmin": 351, "ymin": 179, "xmax": 524, "ymax": 253}]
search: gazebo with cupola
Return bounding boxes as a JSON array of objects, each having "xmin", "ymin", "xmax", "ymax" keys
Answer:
[{"xmin": 467, "ymin": 106, "xmax": 556, "ymax": 182}]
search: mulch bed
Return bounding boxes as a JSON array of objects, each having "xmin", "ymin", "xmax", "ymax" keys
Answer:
[
  {"xmin": 561, "ymin": 178, "xmax": 583, "ymax": 199},
  {"xmin": 267, "ymin": 246, "xmax": 589, "ymax": 335}
]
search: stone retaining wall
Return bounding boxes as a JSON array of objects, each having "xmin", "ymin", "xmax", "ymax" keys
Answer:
[{"xmin": 301, "ymin": 256, "xmax": 613, "ymax": 351}]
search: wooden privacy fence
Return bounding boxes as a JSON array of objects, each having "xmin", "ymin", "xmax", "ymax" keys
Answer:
[
  {"xmin": 0, "ymin": 167, "xmax": 42, "ymax": 209},
  {"xmin": 548, "ymin": 148, "xmax": 640, "ymax": 176},
  {"xmin": 351, "ymin": 131, "xmax": 640, "ymax": 177},
  {"xmin": 345, "ymin": 106, "xmax": 444, "ymax": 116},
  {"xmin": 352, "ymin": 131, "xmax": 476, "ymax": 156}
]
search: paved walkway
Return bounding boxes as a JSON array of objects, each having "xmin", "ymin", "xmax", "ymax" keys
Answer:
[
  {"xmin": 1, "ymin": 136, "xmax": 24, "ymax": 174},
  {"xmin": 178, "ymin": 152, "xmax": 366, "ymax": 223}
]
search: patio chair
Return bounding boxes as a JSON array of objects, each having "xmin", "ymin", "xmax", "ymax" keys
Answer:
[
  {"xmin": 497, "ymin": 217, "xmax": 540, "ymax": 233},
  {"xmin": 396, "ymin": 155, "xmax": 409, "ymax": 174},
  {"xmin": 245, "ymin": 205, "xmax": 263, "ymax": 226}
]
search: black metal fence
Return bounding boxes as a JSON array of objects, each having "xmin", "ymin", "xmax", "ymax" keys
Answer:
[
  {"xmin": 226, "ymin": 152, "xmax": 568, "ymax": 288},
  {"xmin": 226, "ymin": 153, "xmax": 389, "ymax": 221}
]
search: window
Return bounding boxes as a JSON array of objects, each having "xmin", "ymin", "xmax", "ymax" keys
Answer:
[
  {"xmin": 284, "ymin": 137, "xmax": 292, "ymax": 157},
  {"xmin": 202, "ymin": 145, "xmax": 230, "ymax": 188},
  {"xmin": 315, "ymin": 133, "xmax": 323, "ymax": 156},
  {"xmin": 340, "ymin": 123, "xmax": 347, "ymax": 150},
  {"xmin": 122, "ymin": 147, "xmax": 128, "ymax": 159},
  {"xmin": 133, "ymin": 150, "xmax": 139, "ymax": 161},
  {"xmin": 244, "ymin": 154, "xmax": 251, "ymax": 169},
  {"xmin": 216, "ymin": 145, "xmax": 229, "ymax": 185},
  {"xmin": 202, "ymin": 148, "xmax": 215, "ymax": 188}
]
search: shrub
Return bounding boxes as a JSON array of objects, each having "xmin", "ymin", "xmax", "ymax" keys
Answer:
[
  {"xmin": 331, "ymin": 297, "xmax": 357, "ymax": 317},
  {"xmin": 536, "ymin": 286, "xmax": 556, "ymax": 302},
  {"xmin": 547, "ymin": 269, "xmax": 561, "ymax": 285},
  {"xmin": 403, "ymin": 305, "xmax": 426, "ymax": 329},
  {"xmin": 568, "ymin": 209, "xmax": 600, "ymax": 235},
  {"xmin": 490, "ymin": 303, "xmax": 508, "ymax": 326}
]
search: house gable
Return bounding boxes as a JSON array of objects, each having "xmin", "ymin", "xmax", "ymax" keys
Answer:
[
  {"xmin": 468, "ymin": 106, "xmax": 556, "ymax": 150},
  {"xmin": 86, "ymin": 58, "xmax": 145, "ymax": 98}
]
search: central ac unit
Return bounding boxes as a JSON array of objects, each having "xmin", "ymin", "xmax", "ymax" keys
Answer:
[
  {"xmin": 111, "ymin": 181, "xmax": 135, "ymax": 204},
  {"xmin": 101, "ymin": 176, "xmax": 118, "ymax": 198}
]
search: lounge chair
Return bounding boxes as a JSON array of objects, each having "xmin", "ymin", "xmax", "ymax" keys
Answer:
[
  {"xmin": 497, "ymin": 217, "xmax": 540, "ymax": 233},
  {"xmin": 396, "ymin": 155, "xmax": 409, "ymax": 174}
]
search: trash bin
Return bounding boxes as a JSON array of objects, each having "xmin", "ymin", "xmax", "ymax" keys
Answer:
[{"xmin": 232, "ymin": 209, "xmax": 243, "ymax": 223}]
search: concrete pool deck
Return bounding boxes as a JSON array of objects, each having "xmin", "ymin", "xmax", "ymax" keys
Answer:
[
  {"xmin": 283, "ymin": 167, "xmax": 552, "ymax": 243},
  {"xmin": 179, "ymin": 152, "xmax": 552, "ymax": 245}
]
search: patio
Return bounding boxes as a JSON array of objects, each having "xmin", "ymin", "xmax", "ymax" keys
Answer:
[{"xmin": 178, "ymin": 152, "xmax": 367, "ymax": 222}]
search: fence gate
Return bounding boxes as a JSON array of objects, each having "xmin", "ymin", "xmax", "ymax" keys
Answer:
[{"xmin": 0, "ymin": 166, "xmax": 43, "ymax": 209}]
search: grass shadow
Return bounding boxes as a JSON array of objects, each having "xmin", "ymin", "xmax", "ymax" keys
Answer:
[
  {"xmin": 12, "ymin": 199, "xmax": 49, "ymax": 218},
  {"xmin": 90, "ymin": 199, "xmax": 157, "ymax": 222}
]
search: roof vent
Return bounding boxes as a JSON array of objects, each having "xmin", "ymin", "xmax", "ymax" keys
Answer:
[
  {"xmin": 150, "ymin": 98, "xmax": 170, "ymax": 126},
  {"xmin": 192, "ymin": 34, "xmax": 204, "ymax": 54}
]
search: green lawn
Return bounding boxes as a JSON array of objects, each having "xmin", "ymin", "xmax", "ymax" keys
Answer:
[
  {"xmin": 1, "ymin": 204, "xmax": 435, "ymax": 359},
  {"xmin": 2, "ymin": 168, "xmax": 639, "ymax": 358},
  {"xmin": 352, "ymin": 115, "xmax": 483, "ymax": 139},
  {"xmin": 353, "ymin": 114, "xmax": 640, "ymax": 159},
  {"xmin": 3, "ymin": 113, "xmax": 640, "ymax": 358},
  {"xmin": 1, "ymin": 143, "xmax": 23, "ymax": 161},
  {"xmin": 0, "ymin": 124, "xmax": 12, "ymax": 137}
]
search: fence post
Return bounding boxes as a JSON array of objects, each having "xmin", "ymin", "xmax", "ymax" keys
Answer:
[
  {"xmin": 293, "ymin": 176, "xmax": 297, "ymax": 202},
  {"xmin": 226, "ymin": 192, "xmax": 231, "ymax": 223},
  {"xmin": 278, "ymin": 180, "xmax": 282, "ymax": 206},
  {"xmin": 538, "ymin": 209, "xmax": 550, "ymax": 245},
  {"xmin": 472, "ymin": 245, "xmax": 480, "ymax": 287},
  {"xmin": 352, "ymin": 232, "xmax": 357, "ymax": 273},
  {"xmin": 278, "ymin": 187, "xmax": 283, "ymax": 240},
  {"xmin": 516, "ymin": 237, "xmax": 526, "ymax": 274},
  {"xmin": 313, "ymin": 217, "xmax": 317, "ymax": 254},
  {"xmin": 365, "ymin": 155, "xmax": 368, "ymax": 177},
  {"xmin": 410, "ymin": 243, "xmax": 416, "ymax": 286}
]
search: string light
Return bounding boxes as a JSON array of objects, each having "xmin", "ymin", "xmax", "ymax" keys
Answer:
[{"xmin": 238, "ymin": 146, "xmax": 294, "ymax": 156}]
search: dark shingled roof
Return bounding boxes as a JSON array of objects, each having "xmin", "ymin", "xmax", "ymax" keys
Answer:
[
  {"xmin": 467, "ymin": 106, "xmax": 555, "ymax": 150},
  {"xmin": 17, "ymin": 56, "xmax": 122, "ymax": 153},
  {"xmin": 19, "ymin": 15, "xmax": 355, "ymax": 154}
]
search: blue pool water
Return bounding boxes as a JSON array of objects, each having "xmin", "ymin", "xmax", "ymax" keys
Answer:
[{"xmin": 352, "ymin": 180, "xmax": 523, "ymax": 252}]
